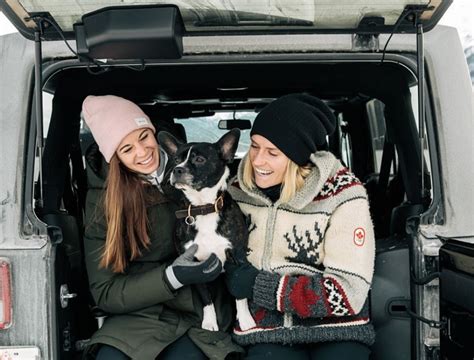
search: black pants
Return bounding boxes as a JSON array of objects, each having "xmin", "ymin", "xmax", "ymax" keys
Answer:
[
  {"xmin": 95, "ymin": 334, "xmax": 207, "ymax": 360},
  {"xmin": 244, "ymin": 341, "xmax": 371, "ymax": 360}
]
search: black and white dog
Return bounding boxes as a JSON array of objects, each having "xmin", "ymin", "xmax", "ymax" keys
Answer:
[{"xmin": 158, "ymin": 129, "xmax": 256, "ymax": 331}]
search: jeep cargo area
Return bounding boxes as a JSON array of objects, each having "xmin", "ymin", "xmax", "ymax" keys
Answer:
[{"xmin": 0, "ymin": 1, "xmax": 473, "ymax": 359}]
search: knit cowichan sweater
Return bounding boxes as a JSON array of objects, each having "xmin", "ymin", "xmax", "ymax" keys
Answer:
[{"xmin": 228, "ymin": 151, "xmax": 376, "ymax": 346}]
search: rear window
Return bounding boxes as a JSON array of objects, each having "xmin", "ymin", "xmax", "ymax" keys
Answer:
[
  {"xmin": 13, "ymin": 0, "xmax": 444, "ymax": 35},
  {"xmin": 175, "ymin": 111, "xmax": 256, "ymax": 158}
]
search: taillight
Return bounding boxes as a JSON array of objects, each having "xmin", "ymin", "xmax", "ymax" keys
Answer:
[{"xmin": 0, "ymin": 258, "xmax": 12, "ymax": 329}]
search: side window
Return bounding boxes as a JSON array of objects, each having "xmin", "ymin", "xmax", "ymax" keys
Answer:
[
  {"xmin": 32, "ymin": 92, "xmax": 54, "ymax": 212},
  {"xmin": 410, "ymin": 85, "xmax": 433, "ymax": 202},
  {"xmin": 366, "ymin": 99, "xmax": 396, "ymax": 175},
  {"xmin": 175, "ymin": 111, "xmax": 257, "ymax": 157},
  {"xmin": 43, "ymin": 93, "xmax": 53, "ymax": 135}
]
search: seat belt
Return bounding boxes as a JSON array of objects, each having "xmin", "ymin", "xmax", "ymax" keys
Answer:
[
  {"xmin": 377, "ymin": 135, "xmax": 395, "ymax": 196},
  {"xmin": 70, "ymin": 139, "xmax": 87, "ymax": 217}
]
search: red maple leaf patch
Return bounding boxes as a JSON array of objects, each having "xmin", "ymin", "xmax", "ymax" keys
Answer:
[{"xmin": 353, "ymin": 227, "xmax": 366, "ymax": 246}]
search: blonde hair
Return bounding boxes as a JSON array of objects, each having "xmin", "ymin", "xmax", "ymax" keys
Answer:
[
  {"xmin": 242, "ymin": 155, "xmax": 313, "ymax": 203},
  {"xmin": 100, "ymin": 154, "xmax": 151, "ymax": 273}
]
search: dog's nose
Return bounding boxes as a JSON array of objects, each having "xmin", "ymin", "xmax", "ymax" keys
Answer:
[{"xmin": 173, "ymin": 167, "xmax": 184, "ymax": 176}]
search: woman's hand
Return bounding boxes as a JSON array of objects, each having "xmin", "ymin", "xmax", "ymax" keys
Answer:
[
  {"xmin": 224, "ymin": 261, "xmax": 259, "ymax": 300},
  {"xmin": 165, "ymin": 244, "xmax": 222, "ymax": 290}
]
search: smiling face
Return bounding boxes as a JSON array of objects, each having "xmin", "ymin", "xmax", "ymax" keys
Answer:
[
  {"xmin": 249, "ymin": 134, "xmax": 289, "ymax": 188},
  {"xmin": 116, "ymin": 128, "xmax": 160, "ymax": 174}
]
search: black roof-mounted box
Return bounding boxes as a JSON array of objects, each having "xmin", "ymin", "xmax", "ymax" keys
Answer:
[{"xmin": 74, "ymin": 5, "xmax": 184, "ymax": 60}]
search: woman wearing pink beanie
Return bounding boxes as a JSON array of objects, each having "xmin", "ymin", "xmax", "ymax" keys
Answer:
[{"xmin": 81, "ymin": 95, "xmax": 243, "ymax": 360}]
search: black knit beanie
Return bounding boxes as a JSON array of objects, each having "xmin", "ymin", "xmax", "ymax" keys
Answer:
[{"xmin": 251, "ymin": 93, "xmax": 336, "ymax": 165}]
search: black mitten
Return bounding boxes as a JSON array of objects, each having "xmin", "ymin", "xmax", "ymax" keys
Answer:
[
  {"xmin": 224, "ymin": 261, "xmax": 259, "ymax": 299},
  {"xmin": 165, "ymin": 244, "xmax": 222, "ymax": 290}
]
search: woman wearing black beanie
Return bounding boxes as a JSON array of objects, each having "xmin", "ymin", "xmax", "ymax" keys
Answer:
[{"xmin": 225, "ymin": 93, "xmax": 375, "ymax": 360}]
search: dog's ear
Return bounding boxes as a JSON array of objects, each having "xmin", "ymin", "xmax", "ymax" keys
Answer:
[
  {"xmin": 217, "ymin": 128, "xmax": 241, "ymax": 163},
  {"xmin": 158, "ymin": 131, "xmax": 182, "ymax": 157}
]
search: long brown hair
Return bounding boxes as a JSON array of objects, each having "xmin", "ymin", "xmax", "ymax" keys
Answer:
[{"xmin": 100, "ymin": 154, "xmax": 151, "ymax": 273}]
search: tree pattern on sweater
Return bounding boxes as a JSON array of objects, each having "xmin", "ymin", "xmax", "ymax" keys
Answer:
[{"xmin": 284, "ymin": 222, "xmax": 324, "ymax": 265}]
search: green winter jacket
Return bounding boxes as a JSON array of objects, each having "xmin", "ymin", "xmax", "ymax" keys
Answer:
[{"xmin": 83, "ymin": 155, "xmax": 242, "ymax": 359}]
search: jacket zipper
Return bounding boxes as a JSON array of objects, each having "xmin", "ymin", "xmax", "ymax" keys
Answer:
[
  {"xmin": 259, "ymin": 200, "xmax": 293, "ymax": 328},
  {"xmin": 262, "ymin": 203, "xmax": 294, "ymax": 328},
  {"xmin": 261, "ymin": 204, "xmax": 276, "ymax": 271}
]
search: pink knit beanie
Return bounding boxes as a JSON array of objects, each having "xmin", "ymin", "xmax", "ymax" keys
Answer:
[{"xmin": 82, "ymin": 95, "xmax": 155, "ymax": 162}]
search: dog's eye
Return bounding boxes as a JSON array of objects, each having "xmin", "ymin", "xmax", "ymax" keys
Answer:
[{"xmin": 194, "ymin": 155, "xmax": 206, "ymax": 164}]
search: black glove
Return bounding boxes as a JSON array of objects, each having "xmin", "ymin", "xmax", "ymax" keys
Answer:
[
  {"xmin": 165, "ymin": 244, "xmax": 222, "ymax": 290},
  {"xmin": 224, "ymin": 261, "xmax": 259, "ymax": 300}
]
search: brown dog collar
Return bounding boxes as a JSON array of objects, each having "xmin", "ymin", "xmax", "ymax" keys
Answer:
[{"xmin": 175, "ymin": 194, "xmax": 224, "ymax": 225}]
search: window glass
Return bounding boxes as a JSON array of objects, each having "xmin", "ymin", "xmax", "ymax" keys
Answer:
[
  {"xmin": 338, "ymin": 114, "xmax": 353, "ymax": 170},
  {"xmin": 175, "ymin": 111, "xmax": 257, "ymax": 157},
  {"xmin": 18, "ymin": 0, "xmax": 437, "ymax": 34},
  {"xmin": 33, "ymin": 92, "xmax": 53, "ymax": 203},
  {"xmin": 366, "ymin": 99, "xmax": 391, "ymax": 174},
  {"xmin": 410, "ymin": 85, "xmax": 433, "ymax": 200}
]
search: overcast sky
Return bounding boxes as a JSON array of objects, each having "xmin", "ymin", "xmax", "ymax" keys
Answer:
[{"xmin": 1, "ymin": 1, "xmax": 472, "ymax": 48}]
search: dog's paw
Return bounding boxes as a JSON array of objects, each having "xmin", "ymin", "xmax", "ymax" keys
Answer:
[
  {"xmin": 202, "ymin": 304, "xmax": 219, "ymax": 331},
  {"xmin": 236, "ymin": 299, "xmax": 256, "ymax": 331},
  {"xmin": 237, "ymin": 311, "xmax": 257, "ymax": 331},
  {"xmin": 202, "ymin": 319, "xmax": 219, "ymax": 331}
]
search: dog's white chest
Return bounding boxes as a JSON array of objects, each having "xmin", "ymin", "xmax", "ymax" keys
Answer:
[{"xmin": 190, "ymin": 213, "xmax": 231, "ymax": 263}]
